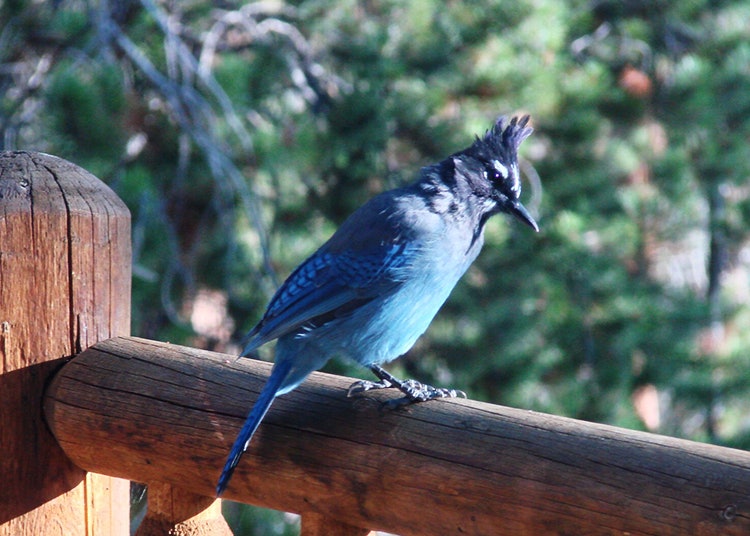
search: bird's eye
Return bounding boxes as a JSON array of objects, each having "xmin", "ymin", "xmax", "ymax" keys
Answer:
[{"xmin": 486, "ymin": 160, "xmax": 508, "ymax": 183}]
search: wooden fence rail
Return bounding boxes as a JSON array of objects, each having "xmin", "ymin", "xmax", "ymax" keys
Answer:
[
  {"xmin": 43, "ymin": 336, "xmax": 750, "ymax": 536},
  {"xmin": 3, "ymin": 151, "xmax": 750, "ymax": 535}
]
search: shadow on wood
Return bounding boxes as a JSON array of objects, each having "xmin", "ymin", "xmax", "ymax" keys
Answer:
[{"xmin": 45, "ymin": 336, "xmax": 750, "ymax": 535}]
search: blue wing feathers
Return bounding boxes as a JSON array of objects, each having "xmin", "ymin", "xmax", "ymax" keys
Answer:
[{"xmin": 242, "ymin": 241, "xmax": 415, "ymax": 355}]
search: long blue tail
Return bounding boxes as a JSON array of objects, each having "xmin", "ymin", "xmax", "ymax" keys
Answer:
[{"xmin": 216, "ymin": 360, "xmax": 292, "ymax": 496}]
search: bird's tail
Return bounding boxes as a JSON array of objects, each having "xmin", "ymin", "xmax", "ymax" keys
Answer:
[{"xmin": 216, "ymin": 359, "xmax": 293, "ymax": 496}]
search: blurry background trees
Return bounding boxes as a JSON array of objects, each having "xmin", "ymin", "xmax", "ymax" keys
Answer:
[{"xmin": 2, "ymin": 0, "xmax": 749, "ymax": 533}]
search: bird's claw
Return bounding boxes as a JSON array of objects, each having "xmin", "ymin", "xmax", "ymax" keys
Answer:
[
  {"xmin": 393, "ymin": 379, "xmax": 466, "ymax": 402},
  {"xmin": 346, "ymin": 378, "xmax": 393, "ymax": 397},
  {"xmin": 383, "ymin": 382, "xmax": 467, "ymax": 409},
  {"xmin": 347, "ymin": 370, "xmax": 466, "ymax": 409}
]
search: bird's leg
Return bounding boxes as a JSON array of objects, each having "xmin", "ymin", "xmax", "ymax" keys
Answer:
[{"xmin": 347, "ymin": 364, "xmax": 466, "ymax": 408}]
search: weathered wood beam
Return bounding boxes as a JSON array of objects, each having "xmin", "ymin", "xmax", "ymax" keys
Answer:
[{"xmin": 45, "ymin": 336, "xmax": 750, "ymax": 535}]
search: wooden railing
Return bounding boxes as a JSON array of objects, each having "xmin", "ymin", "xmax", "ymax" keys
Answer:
[{"xmin": 2, "ymin": 151, "xmax": 750, "ymax": 535}]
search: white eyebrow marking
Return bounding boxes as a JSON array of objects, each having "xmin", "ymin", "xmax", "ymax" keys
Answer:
[
  {"xmin": 493, "ymin": 160, "xmax": 508, "ymax": 178},
  {"xmin": 509, "ymin": 163, "xmax": 521, "ymax": 195}
]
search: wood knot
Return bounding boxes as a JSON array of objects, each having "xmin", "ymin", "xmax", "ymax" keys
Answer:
[{"xmin": 720, "ymin": 504, "xmax": 737, "ymax": 522}]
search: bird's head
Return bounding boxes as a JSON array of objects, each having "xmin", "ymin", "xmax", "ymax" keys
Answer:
[{"xmin": 454, "ymin": 115, "xmax": 538, "ymax": 232}]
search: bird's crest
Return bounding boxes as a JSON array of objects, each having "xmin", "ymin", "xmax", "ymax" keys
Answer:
[{"xmin": 464, "ymin": 115, "xmax": 533, "ymax": 162}]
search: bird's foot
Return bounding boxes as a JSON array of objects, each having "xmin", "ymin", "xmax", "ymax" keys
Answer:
[
  {"xmin": 390, "ymin": 378, "xmax": 466, "ymax": 405},
  {"xmin": 346, "ymin": 378, "xmax": 394, "ymax": 397},
  {"xmin": 347, "ymin": 364, "xmax": 466, "ymax": 409}
]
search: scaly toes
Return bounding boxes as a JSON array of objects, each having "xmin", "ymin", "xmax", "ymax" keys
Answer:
[{"xmin": 346, "ymin": 379, "xmax": 392, "ymax": 397}]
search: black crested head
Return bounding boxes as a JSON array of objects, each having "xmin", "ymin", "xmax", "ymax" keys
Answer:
[
  {"xmin": 454, "ymin": 115, "xmax": 538, "ymax": 231},
  {"xmin": 468, "ymin": 115, "xmax": 534, "ymax": 161}
]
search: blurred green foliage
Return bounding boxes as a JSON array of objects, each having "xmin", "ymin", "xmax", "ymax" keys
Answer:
[{"xmin": 3, "ymin": 0, "xmax": 750, "ymax": 533}]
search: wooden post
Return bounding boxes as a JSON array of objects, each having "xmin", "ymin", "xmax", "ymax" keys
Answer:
[
  {"xmin": 0, "ymin": 152, "xmax": 131, "ymax": 534},
  {"xmin": 134, "ymin": 483, "xmax": 231, "ymax": 536},
  {"xmin": 45, "ymin": 336, "xmax": 750, "ymax": 535}
]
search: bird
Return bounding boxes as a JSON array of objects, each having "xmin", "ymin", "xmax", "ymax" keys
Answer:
[{"xmin": 216, "ymin": 115, "xmax": 538, "ymax": 496}]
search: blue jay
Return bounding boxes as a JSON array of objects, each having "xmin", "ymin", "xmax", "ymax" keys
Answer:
[{"xmin": 217, "ymin": 115, "xmax": 538, "ymax": 496}]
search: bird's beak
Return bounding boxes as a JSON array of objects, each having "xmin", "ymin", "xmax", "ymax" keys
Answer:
[{"xmin": 510, "ymin": 200, "xmax": 539, "ymax": 232}]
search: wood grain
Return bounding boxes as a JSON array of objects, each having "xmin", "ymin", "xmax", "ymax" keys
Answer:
[
  {"xmin": 46, "ymin": 336, "xmax": 750, "ymax": 535},
  {"xmin": 0, "ymin": 151, "xmax": 130, "ymax": 534}
]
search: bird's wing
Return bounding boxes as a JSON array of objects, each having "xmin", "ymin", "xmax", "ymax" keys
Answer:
[{"xmin": 241, "ymin": 240, "xmax": 415, "ymax": 355}]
